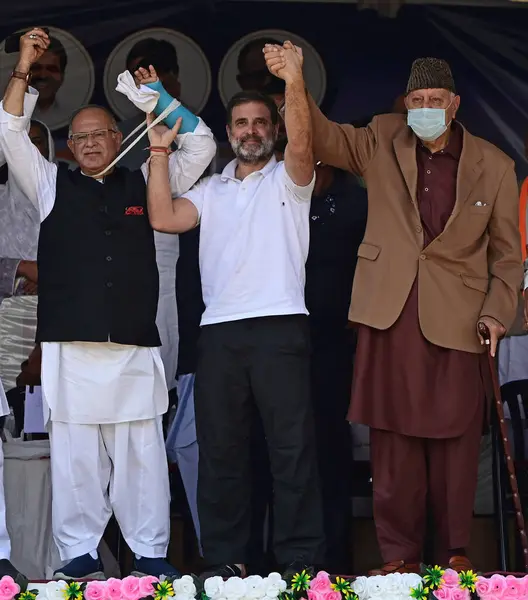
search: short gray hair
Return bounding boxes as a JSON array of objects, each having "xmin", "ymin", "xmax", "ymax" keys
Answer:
[{"xmin": 68, "ymin": 104, "xmax": 118, "ymax": 138}]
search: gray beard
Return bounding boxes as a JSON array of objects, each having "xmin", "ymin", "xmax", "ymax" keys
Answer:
[{"xmin": 230, "ymin": 137, "xmax": 276, "ymax": 164}]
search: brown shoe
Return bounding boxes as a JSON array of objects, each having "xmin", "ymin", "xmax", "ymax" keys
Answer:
[
  {"xmin": 368, "ymin": 560, "xmax": 421, "ymax": 576},
  {"xmin": 448, "ymin": 555, "xmax": 474, "ymax": 573}
]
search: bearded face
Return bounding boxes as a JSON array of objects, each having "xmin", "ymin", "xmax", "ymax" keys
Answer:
[
  {"xmin": 230, "ymin": 131, "xmax": 276, "ymax": 164},
  {"xmin": 227, "ymin": 101, "xmax": 278, "ymax": 165}
]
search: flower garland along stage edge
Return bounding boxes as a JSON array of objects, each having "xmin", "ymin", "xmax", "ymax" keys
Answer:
[{"xmin": 0, "ymin": 566, "xmax": 526, "ymax": 600}]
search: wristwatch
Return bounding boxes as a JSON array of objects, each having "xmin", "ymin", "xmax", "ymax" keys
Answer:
[{"xmin": 11, "ymin": 70, "xmax": 30, "ymax": 83}]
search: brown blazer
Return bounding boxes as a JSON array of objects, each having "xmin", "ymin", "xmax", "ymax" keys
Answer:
[{"xmin": 308, "ymin": 96, "xmax": 523, "ymax": 353}]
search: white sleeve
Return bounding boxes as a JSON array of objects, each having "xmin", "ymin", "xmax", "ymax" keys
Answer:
[
  {"xmin": 181, "ymin": 176, "xmax": 210, "ymax": 218},
  {"xmin": 524, "ymin": 257, "xmax": 528, "ymax": 291},
  {"xmin": 140, "ymin": 117, "xmax": 216, "ymax": 197},
  {"xmin": 0, "ymin": 86, "xmax": 40, "ymax": 170},
  {"xmin": 280, "ymin": 161, "xmax": 315, "ymax": 203},
  {"xmin": 0, "ymin": 87, "xmax": 57, "ymax": 222}
]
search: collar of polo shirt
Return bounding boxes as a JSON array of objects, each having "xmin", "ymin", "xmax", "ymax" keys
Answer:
[{"xmin": 221, "ymin": 155, "xmax": 278, "ymax": 182}]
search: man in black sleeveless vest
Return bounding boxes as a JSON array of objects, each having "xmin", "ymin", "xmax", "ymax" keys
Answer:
[{"xmin": 0, "ymin": 29, "xmax": 216, "ymax": 580}]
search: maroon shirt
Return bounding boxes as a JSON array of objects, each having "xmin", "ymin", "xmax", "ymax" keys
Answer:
[
  {"xmin": 416, "ymin": 123, "xmax": 462, "ymax": 244},
  {"xmin": 348, "ymin": 124, "xmax": 486, "ymax": 439}
]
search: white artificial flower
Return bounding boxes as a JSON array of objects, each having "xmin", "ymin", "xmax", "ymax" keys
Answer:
[
  {"xmin": 39, "ymin": 581, "xmax": 67, "ymax": 600},
  {"xmin": 175, "ymin": 594, "xmax": 195, "ymax": 600},
  {"xmin": 365, "ymin": 575, "xmax": 385, "ymax": 598},
  {"xmin": 204, "ymin": 576, "xmax": 225, "ymax": 600},
  {"xmin": 351, "ymin": 576, "xmax": 368, "ymax": 600},
  {"xmin": 245, "ymin": 576, "xmax": 266, "ymax": 600},
  {"xmin": 382, "ymin": 573, "xmax": 404, "ymax": 595},
  {"xmin": 400, "ymin": 573, "xmax": 422, "ymax": 593},
  {"xmin": 177, "ymin": 575, "xmax": 197, "ymax": 597},
  {"xmin": 263, "ymin": 573, "xmax": 286, "ymax": 599},
  {"xmin": 223, "ymin": 577, "xmax": 247, "ymax": 600}
]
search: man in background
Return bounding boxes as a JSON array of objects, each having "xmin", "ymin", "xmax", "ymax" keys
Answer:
[
  {"xmin": 0, "ymin": 105, "xmax": 54, "ymax": 584},
  {"xmin": 305, "ymin": 162, "xmax": 367, "ymax": 572},
  {"xmin": 118, "ymin": 43, "xmax": 201, "ymax": 546},
  {"xmin": 237, "ymin": 37, "xmax": 282, "ymax": 93},
  {"xmin": 118, "ymin": 40, "xmax": 182, "ymax": 392},
  {"xmin": 31, "ymin": 36, "xmax": 67, "ymax": 126},
  {"xmin": 0, "ymin": 119, "xmax": 54, "ymax": 268}
]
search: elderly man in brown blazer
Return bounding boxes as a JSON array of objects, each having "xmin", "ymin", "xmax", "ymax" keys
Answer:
[{"xmin": 264, "ymin": 44, "xmax": 523, "ymax": 574}]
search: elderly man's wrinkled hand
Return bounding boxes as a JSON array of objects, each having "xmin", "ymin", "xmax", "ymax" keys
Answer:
[{"xmin": 477, "ymin": 315, "xmax": 506, "ymax": 358}]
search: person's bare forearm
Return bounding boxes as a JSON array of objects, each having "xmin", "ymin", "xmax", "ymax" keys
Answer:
[
  {"xmin": 3, "ymin": 58, "xmax": 31, "ymax": 117},
  {"xmin": 147, "ymin": 154, "xmax": 174, "ymax": 230},
  {"xmin": 284, "ymin": 78, "xmax": 312, "ymax": 162}
]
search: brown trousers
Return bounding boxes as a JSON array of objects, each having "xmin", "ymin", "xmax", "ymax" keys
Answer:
[{"xmin": 370, "ymin": 411, "xmax": 482, "ymax": 564}]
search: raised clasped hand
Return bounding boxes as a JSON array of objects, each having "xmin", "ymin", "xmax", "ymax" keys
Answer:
[{"xmin": 262, "ymin": 40, "xmax": 303, "ymax": 84}]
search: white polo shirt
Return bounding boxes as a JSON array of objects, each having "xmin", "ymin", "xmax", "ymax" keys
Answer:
[{"xmin": 184, "ymin": 156, "xmax": 315, "ymax": 326}]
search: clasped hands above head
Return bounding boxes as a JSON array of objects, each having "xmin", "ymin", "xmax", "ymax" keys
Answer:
[{"xmin": 262, "ymin": 40, "xmax": 304, "ymax": 85}]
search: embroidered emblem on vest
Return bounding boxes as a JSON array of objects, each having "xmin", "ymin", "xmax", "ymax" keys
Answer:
[{"xmin": 125, "ymin": 206, "xmax": 144, "ymax": 216}]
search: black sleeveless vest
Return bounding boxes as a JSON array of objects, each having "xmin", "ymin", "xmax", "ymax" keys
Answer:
[{"xmin": 36, "ymin": 165, "xmax": 161, "ymax": 347}]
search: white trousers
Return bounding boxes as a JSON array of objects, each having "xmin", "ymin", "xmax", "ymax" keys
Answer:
[
  {"xmin": 166, "ymin": 374, "xmax": 200, "ymax": 550},
  {"xmin": 0, "ymin": 441, "xmax": 10, "ymax": 560},
  {"xmin": 49, "ymin": 418, "xmax": 170, "ymax": 561}
]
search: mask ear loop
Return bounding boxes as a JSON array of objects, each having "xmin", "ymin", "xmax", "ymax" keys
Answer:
[{"xmin": 90, "ymin": 99, "xmax": 179, "ymax": 179}]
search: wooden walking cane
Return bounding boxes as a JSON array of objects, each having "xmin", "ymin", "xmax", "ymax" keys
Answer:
[{"xmin": 478, "ymin": 322, "xmax": 528, "ymax": 571}]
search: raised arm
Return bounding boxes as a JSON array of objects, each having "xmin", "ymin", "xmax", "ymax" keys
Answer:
[
  {"xmin": 0, "ymin": 28, "xmax": 57, "ymax": 220},
  {"xmin": 145, "ymin": 114, "xmax": 201, "ymax": 234},
  {"xmin": 126, "ymin": 66, "xmax": 216, "ymax": 197},
  {"xmin": 264, "ymin": 43, "xmax": 377, "ymax": 175},
  {"xmin": 264, "ymin": 42, "xmax": 313, "ymax": 187}
]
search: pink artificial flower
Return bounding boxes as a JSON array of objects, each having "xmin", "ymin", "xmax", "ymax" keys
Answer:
[
  {"xmin": 121, "ymin": 576, "xmax": 142, "ymax": 600},
  {"xmin": 0, "ymin": 576, "xmax": 20, "ymax": 600},
  {"xmin": 522, "ymin": 575, "xmax": 528, "ymax": 597},
  {"xmin": 309, "ymin": 572, "xmax": 332, "ymax": 593},
  {"xmin": 442, "ymin": 569, "xmax": 460, "ymax": 589},
  {"xmin": 503, "ymin": 575, "xmax": 525, "ymax": 598},
  {"xmin": 85, "ymin": 581, "xmax": 109, "ymax": 600},
  {"xmin": 307, "ymin": 589, "xmax": 324, "ymax": 600},
  {"xmin": 308, "ymin": 572, "xmax": 340, "ymax": 600},
  {"xmin": 475, "ymin": 577, "xmax": 493, "ymax": 598},
  {"xmin": 451, "ymin": 589, "xmax": 470, "ymax": 600},
  {"xmin": 433, "ymin": 587, "xmax": 453, "ymax": 600},
  {"xmin": 489, "ymin": 574, "xmax": 508, "ymax": 597},
  {"xmin": 106, "ymin": 578, "xmax": 123, "ymax": 600},
  {"xmin": 139, "ymin": 576, "xmax": 159, "ymax": 598}
]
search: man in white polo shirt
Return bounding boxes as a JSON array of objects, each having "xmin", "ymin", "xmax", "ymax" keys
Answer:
[{"xmin": 145, "ymin": 43, "xmax": 324, "ymax": 579}]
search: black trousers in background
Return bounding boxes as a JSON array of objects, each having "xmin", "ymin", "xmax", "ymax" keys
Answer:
[
  {"xmin": 310, "ymin": 323, "xmax": 355, "ymax": 573},
  {"xmin": 194, "ymin": 315, "xmax": 325, "ymax": 567}
]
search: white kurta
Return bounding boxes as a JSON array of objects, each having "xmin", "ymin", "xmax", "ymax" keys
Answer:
[
  {"xmin": 0, "ymin": 88, "xmax": 216, "ymax": 561},
  {"xmin": 0, "ymin": 380, "xmax": 11, "ymax": 560}
]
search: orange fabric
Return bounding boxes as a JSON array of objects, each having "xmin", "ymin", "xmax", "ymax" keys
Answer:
[{"xmin": 520, "ymin": 178, "xmax": 528, "ymax": 262}]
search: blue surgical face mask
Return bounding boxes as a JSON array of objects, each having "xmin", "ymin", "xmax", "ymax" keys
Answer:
[{"xmin": 407, "ymin": 106, "xmax": 451, "ymax": 142}]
